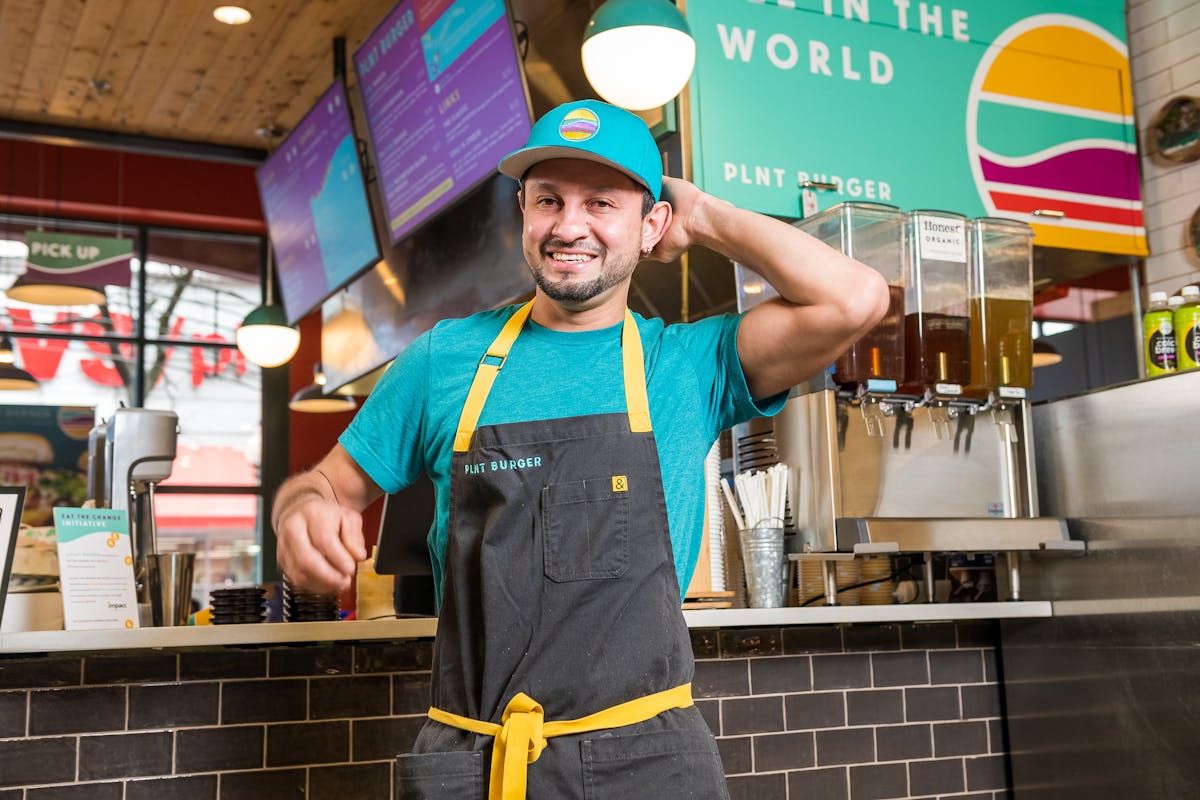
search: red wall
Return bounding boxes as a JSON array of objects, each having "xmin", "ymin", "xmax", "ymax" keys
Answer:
[{"xmin": 0, "ymin": 138, "xmax": 265, "ymax": 234}]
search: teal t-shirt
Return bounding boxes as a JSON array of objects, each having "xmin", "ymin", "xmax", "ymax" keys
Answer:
[{"xmin": 340, "ymin": 304, "xmax": 786, "ymax": 601}]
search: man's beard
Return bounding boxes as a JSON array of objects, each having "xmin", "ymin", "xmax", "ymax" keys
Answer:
[{"xmin": 529, "ymin": 245, "xmax": 639, "ymax": 304}]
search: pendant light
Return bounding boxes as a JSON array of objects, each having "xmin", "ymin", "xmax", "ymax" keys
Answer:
[
  {"xmin": 0, "ymin": 333, "xmax": 40, "ymax": 391},
  {"xmin": 6, "ymin": 277, "xmax": 105, "ymax": 306},
  {"xmin": 236, "ymin": 244, "xmax": 299, "ymax": 368},
  {"xmin": 581, "ymin": 0, "xmax": 696, "ymax": 111},
  {"xmin": 289, "ymin": 363, "xmax": 357, "ymax": 413},
  {"xmin": 1032, "ymin": 339, "xmax": 1063, "ymax": 368}
]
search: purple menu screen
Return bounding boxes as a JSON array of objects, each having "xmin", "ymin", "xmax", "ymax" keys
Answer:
[
  {"xmin": 256, "ymin": 82, "xmax": 381, "ymax": 324},
  {"xmin": 354, "ymin": 0, "xmax": 531, "ymax": 245}
]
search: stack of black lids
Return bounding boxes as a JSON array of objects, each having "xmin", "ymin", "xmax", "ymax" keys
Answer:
[
  {"xmin": 284, "ymin": 583, "xmax": 339, "ymax": 622},
  {"xmin": 209, "ymin": 586, "xmax": 267, "ymax": 625}
]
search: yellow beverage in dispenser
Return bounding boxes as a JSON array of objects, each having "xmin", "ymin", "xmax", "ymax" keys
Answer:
[
  {"xmin": 970, "ymin": 296, "xmax": 1033, "ymax": 391},
  {"xmin": 968, "ymin": 218, "xmax": 1034, "ymax": 395}
]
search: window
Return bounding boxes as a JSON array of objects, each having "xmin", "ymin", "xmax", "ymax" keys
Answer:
[{"xmin": 0, "ymin": 214, "xmax": 269, "ymax": 603}]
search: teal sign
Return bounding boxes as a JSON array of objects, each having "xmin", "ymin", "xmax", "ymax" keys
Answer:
[{"xmin": 686, "ymin": 0, "xmax": 1146, "ymax": 255}]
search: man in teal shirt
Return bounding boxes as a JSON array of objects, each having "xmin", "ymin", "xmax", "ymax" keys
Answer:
[{"xmin": 273, "ymin": 99, "xmax": 887, "ymax": 799}]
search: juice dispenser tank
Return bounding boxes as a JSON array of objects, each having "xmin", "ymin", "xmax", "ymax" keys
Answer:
[
  {"xmin": 796, "ymin": 202, "xmax": 905, "ymax": 387},
  {"xmin": 903, "ymin": 210, "xmax": 971, "ymax": 395},
  {"xmin": 969, "ymin": 218, "xmax": 1034, "ymax": 396}
]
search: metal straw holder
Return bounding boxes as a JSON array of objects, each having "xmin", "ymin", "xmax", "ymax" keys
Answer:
[{"xmin": 739, "ymin": 526, "xmax": 787, "ymax": 608}]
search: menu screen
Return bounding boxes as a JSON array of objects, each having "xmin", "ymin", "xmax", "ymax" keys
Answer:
[
  {"xmin": 255, "ymin": 81, "xmax": 381, "ymax": 325},
  {"xmin": 354, "ymin": 0, "xmax": 531, "ymax": 246}
]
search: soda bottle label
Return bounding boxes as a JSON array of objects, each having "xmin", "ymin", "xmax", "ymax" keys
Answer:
[
  {"xmin": 1177, "ymin": 305, "xmax": 1200, "ymax": 371},
  {"xmin": 1149, "ymin": 329, "xmax": 1176, "ymax": 370},
  {"xmin": 1144, "ymin": 310, "xmax": 1176, "ymax": 375}
]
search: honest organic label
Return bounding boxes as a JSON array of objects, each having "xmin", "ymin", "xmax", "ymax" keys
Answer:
[
  {"xmin": 918, "ymin": 216, "xmax": 967, "ymax": 263},
  {"xmin": 53, "ymin": 507, "xmax": 140, "ymax": 631}
]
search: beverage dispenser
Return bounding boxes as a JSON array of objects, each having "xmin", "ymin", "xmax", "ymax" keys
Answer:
[
  {"xmin": 732, "ymin": 207, "xmax": 1071, "ymax": 604},
  {"xmin": 797, "ymin": 202, "xmax": 905, "ymax": 436},
  {"xmin": 969, "ymin": 218, "xmax": 1034, "ymax": 400},
  {"xmin": 902, "ymin": 210, "xmax": 972, "ymax": 436}
]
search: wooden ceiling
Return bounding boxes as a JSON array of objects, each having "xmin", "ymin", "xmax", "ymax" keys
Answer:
[{"xmin": 0, "ymin": 0, "xmax": 594, "ymax": 152}]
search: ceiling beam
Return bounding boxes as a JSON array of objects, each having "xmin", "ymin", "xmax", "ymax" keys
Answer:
[{"xmin": 0, "ymin": 117, "xmax": 266, "ymax": 166}]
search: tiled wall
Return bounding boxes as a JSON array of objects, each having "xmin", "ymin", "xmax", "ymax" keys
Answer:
[
  {"xmin": 0, "ymin": 640, "xmax": 432, "ymax": 799},
  {"xmin": 0, "ymin": 622, "xmax": 1007, "ymax": 799},
  {"xmin": 1129, "ymin": 0, "xmax": 1200, "ymax": 296},
  {"xmin": 693, "ymin": 622, "xmax": 1009, "ymax": 800}
]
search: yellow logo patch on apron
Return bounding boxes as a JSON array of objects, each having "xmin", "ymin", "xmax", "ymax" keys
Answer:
[{"xmin": 612, "ymin": 475, "xmax": 628, "ymax": 492}]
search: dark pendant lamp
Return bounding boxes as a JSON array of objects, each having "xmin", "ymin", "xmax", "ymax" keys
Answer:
[
  {"xmin": 0, "ymin": 333, "xmax": 40, "ymax": 391},
  {"xmin": 581, "ymin": 0, "xmax": 695, "ymax": 111},
  {"xmin": 289, "ymin": 363, "xmax": 356, "ymax": 413}
]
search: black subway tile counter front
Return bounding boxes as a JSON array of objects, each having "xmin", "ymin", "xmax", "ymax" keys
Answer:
[{"xmin": 0, "ymin": 619, "xmax": 1011, "ymax": 798}]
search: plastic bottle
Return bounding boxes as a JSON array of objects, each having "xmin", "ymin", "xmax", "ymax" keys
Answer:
[
  {"xmin": 1143, "ymin": 291, "xmax": 1176, "ymax": 376},
  {"xmin": 1175, "ymin": 286, "xmax": 1200, "ymax": 372}
]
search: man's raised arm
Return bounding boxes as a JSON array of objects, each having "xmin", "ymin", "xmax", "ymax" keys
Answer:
[{"xmin": 652, "ymin": 177, "xmax": 890, "ymax": 399}]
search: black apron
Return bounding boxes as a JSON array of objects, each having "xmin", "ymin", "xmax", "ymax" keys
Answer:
[{"xmin": 395, "ymin": 301, "xmax": 729, "ymax": 800}]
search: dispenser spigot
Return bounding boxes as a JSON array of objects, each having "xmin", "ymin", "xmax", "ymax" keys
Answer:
[{"xmin": 856, "ymin": 384, "xmax": 897, "ymax": 438}]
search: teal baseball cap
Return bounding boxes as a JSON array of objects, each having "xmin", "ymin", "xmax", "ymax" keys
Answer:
[{"xmin": 498, "ymin": 99, "xmax": 663, "ymax": 201}]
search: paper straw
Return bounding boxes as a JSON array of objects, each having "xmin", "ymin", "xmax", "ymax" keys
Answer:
[{"xmin": 721, "ymin": 478, "xmax": 745, "ymax": 531}]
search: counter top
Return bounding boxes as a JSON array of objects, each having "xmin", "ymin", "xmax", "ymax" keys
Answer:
[{"xmin": 0, "ymin": 601, "xmax": 1052, "ymax": 654}]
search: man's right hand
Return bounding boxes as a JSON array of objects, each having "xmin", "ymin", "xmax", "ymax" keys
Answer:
[
  {"xmin": 271, "ymin": 445, "xmax": 383, "ymax": 594},
  {"xmin": 275, "ymin": 492, "xmax": 367, "ymax": 593}
]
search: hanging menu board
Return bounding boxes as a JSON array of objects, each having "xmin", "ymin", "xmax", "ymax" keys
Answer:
[
  {"xmin": 256, "ymin": 81, "xmax": 382, "ymax": 325},
  {"xmin": 354, "ymin": 0, "xmax": 532, "ymax": 246}
]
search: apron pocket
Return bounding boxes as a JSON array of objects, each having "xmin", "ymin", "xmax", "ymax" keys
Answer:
[
  {"xmin": 395, "ymin": 750, "xmax": 484, "ymax": 800},
  {"xmin": 542, "ymin": 478, "xmax": 630, "ymax": 581},
  {"xmin": 581, "ymin": 728, "xmax": 730, "ymax": 800}
]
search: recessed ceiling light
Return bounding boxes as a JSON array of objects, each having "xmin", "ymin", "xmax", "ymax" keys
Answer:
[{"xmin": 213, "ymin": 5, "xmax": 252, "ymax": 25}]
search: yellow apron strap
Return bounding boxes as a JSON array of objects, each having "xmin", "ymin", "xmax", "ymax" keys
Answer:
[
  {"xmin": 453, "ymin": 300, "xmax": 535, "ymax": 452},
  {"xmin": 452, "ymin": 303, "xmax": 653, "ymax": 452},
  {"xmin": 622, "ymin": 308, "xmax": 651, "ymax": 432},
  {"xmin": 427, "ymin": 683, "xmax": 693, "ymax": 800}
]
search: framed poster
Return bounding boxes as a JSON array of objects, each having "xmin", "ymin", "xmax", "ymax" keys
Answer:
[{"xmin": 0, "ymin": 486, "xmax": 29, "ymax": 627}]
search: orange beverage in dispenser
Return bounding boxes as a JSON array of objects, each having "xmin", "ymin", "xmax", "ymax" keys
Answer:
[
  {"xmin": 969, "ymin": 296, "xmax": 1033, "ymax": 391},
  {"xmin": 835, "ymin": 284, "xmax": 905, "ymax": 384}
]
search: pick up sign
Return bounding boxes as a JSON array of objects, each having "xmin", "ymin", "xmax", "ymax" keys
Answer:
[{"xmin": 22, "ymin": 231, "xmax": 133, "ymax": 289}]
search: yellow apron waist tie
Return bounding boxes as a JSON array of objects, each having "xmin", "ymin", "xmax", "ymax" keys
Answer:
[{"xmin": 427, "ymin": 682, "xmax": 694, "ymax": 800}]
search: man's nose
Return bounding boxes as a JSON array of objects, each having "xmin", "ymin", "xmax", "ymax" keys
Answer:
[{"xmin": 552, "ymin": 203, "xmax": 588, "ymax": 241}]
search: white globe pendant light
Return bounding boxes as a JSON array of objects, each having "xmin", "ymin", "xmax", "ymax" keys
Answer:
[{"xmin": 581, "ymin": 0, "xmax": 696, "ymax": 111}]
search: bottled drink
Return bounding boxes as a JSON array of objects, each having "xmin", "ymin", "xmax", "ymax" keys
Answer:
[
  {"xmin": 1143, "ymin": 291, "xmax": 1176, "ymax": 376},
  {"xmin": 1176, "ymin": 285, "xmax": 1200, "ymax": 372}
]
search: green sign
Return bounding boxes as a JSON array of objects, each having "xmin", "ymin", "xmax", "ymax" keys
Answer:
[
  {"xmin": 24, "ymin": 231, "xmax": 133, "ymax": 287},
  {"xmin": 687, "ymin": 0, "xmax": 1146, "ymax": 256}
]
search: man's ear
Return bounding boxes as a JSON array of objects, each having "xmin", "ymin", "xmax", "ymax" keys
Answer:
[
  {"xmin": 642, "ymin": 200, "xmax": 673, "ymax": 251},
  {"xmin": 516, "ymin": 189, "xmax": 524, "ymax": 209}
]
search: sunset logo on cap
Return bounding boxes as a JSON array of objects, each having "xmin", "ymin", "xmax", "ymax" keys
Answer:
[{"xmin": 559, "ymin": 108, "xmax": 600, "ymax": 142}]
